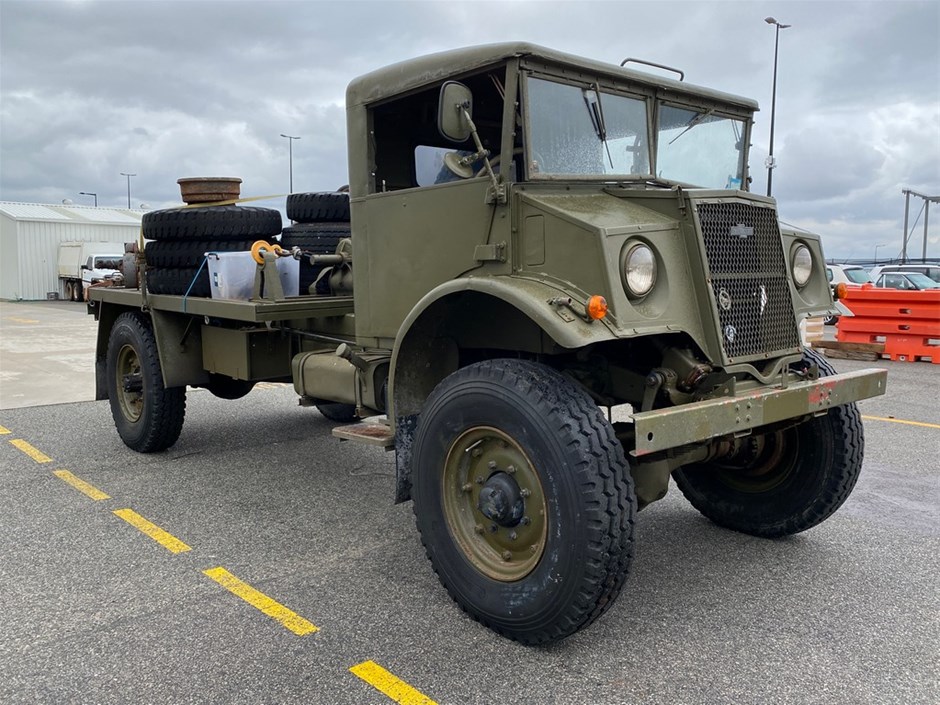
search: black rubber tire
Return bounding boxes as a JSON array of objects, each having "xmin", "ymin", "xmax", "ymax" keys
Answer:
[
  {"xmin": 673, "ymin": 348, "xmax": 864, "ymax": 538},
  {"xmin": 145, "ymin": 239, "xmax": 259, "ymax": 268},
  {"xmin": 142, "ymin": 205, "xmax": 282, "ymax": 242},
  {"xmin": 315, "ymin": 402, "xmax": 357, "ymax": 423},
  {"xmin": 280, "ymin": 223, "xmax": 350, "ymax": 294},
  {"xmin": 411, "ymin": 359, "xmax": 636, "ymax": 645},
  {"xmin": 146, "ymin": 267, "xmax": 211, "ymax": 297},
  {"xmin": 106, "ymin": 312, "xmax": 186, "ymax": 452},
  {"xmin": 204, "ymin": 374, "xmax": 255, "ymax": 400},
  {"xmin": 286, "ymin": 192, "xmax": 350, "ymax": 223}
]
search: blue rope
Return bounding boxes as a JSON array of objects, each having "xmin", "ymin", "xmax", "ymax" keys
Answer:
[{"xmin": 181, "ymin": 255, "xmax": 210, "ymax": 313}]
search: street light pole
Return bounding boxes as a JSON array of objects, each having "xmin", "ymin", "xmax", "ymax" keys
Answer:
[
  {"xmin": 280, "ymin": 134, "xmax": 301, "ymax": 193},
  {"xmin": 120, "ymin": 172, "xmax": 136, "ymax": 209},
  {"xmin": 79, "ymin": 191, "xmax": 98, "ymax": 207},
  {"xmin": 765, "ymin": 17, "xmax": 791, "ymax": 198}
]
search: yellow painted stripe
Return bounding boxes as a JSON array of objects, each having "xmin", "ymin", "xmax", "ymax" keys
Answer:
[
  {"xmin": 9, "ymin": 439, "xmax": 53, "ymax": 463},
  {"xmin": 113, "ymin": 509, "xmax": 192, "ymax": 553},
  {"xmin": 53, "ymin": 470, "xmax": 110, "ymax": 500},
  {"xmin": 7, "ymin": 317, "xmax": 39, "ymax": 324},
  {"xmin": 862, "ymin": 415, "xmax": 940, "ymax": 430},
  {"xmin": 350, "ymin": 661, "xmax": 437, "ymax": 705},
  {"xmin": 0, "ymin": 425, "xmax": 11, "ymax": 435},
  {"xmin": 203, "ymin": 567, "xmax": 318, "ymax": 636}
]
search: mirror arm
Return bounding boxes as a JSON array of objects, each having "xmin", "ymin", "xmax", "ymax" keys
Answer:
[{"xmin": 460, "ymin": 106, "xmax": 505, "ymax": 203}]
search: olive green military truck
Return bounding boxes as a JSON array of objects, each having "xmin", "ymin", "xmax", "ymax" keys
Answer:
[{"xmin": 90, "ymin": 43, "xmax": 887, "ymax": 645}]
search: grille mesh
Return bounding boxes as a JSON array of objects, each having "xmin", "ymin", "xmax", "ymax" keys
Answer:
[{"xmin": 695, "ymin": 201, "xmax": 801, "ymax": 362}]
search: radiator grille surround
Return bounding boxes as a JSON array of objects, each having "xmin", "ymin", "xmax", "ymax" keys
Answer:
[{"xmin": 695, "ymin": 201, "xmax": 801, "ymax": 363}]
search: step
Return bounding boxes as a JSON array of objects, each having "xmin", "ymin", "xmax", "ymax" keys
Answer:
[{"xmin": 332, "ymin": 422, "xmax": 395, "ymax": 449}]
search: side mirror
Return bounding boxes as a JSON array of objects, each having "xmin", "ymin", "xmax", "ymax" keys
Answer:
[{"xmin": 438, "ymin": 81, "xmax": 473, "ymax": 143}]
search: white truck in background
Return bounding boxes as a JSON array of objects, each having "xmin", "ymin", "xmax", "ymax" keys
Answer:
[{"xmin": 57, "ymin": 241, "xmax": 123, "ymax": 302}]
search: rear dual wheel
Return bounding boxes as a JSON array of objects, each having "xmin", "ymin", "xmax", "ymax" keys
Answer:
[
  {"xmin": 412, "ymin": 359, "xmax": 636, "ymax": 645},
  {"xmin": 106, "ymin": 312, "xmax": 185, "ymax": 452}
]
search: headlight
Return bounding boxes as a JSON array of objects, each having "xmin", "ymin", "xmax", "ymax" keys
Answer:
[
  {"xmin": 791, "ymin": 245, "xmax": 812, "ymax": 288},
  {"xmin": 623, "ymin": 243, "xmax": 656, "ymax": 298}
]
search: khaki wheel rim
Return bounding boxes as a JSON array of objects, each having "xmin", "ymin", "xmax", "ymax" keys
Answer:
[
  {"xmin": 441, "ymin": 427, "xmax": 547, "ymax": 582},
  {"xmin": 115, "ymin": 343, "xmax": 144, "ymax": 423}
]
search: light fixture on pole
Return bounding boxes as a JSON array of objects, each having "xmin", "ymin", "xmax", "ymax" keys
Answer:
[
  {"xmin": 120, "ymin": 172, "xmax": 136, "ymax": 209},
  {"xmin": 874, "ymin": 243, "xmax": 886, "ymax": 262},
  {"xmin": 280, "ymin": 134, "xmax": 300, "ymax": 193},
  {"xmin": 79, "ymin": 191, "xmax": 98, "ymax": 207},
  {"xmin": 764, "ymin": 16, "xmax": 791, "ymax": 198}
]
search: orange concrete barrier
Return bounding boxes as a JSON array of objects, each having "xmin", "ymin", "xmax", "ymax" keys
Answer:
[{"xmin": 837, "ymin": 285, "xmax": 940, "ymax": 363}]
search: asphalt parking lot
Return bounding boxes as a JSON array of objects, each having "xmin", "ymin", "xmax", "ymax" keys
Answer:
[{"xmin": 0, "ymin": 301, "xmax": 938, "ymax": 704}]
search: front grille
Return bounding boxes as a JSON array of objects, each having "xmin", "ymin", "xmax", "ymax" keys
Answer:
[{"xmin": 695, "ymin": 201, "xmax": 801, "ymax": 362}]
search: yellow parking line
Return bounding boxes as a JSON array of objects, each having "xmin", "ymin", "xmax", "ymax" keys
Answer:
[
  {"xmin": 203, "ymin": 567, "xmax": 318, "ymax": 636},
  {"xmin": 9, "ymin": 439, "xmax": 53, "ymax": 463},
  {"xmin": 350, "ymin": 661, "xmax": 437, "ymax": 705},
  {"xmin": 113, "ymin": 509, "xmax": 192, "ymax": 553},
  {"xmin": 53, "ymin": 470, "xmax": 110, "ymax": 500},
  {"xmin": 0, "ymin": 425, "xmax": 11, "ymax": 435},
  {"xmin": 862, "ymin": 415, "xmax": 940, "ymax": 430}
]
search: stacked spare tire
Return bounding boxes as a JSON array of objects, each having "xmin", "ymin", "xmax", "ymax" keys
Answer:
[
  {"xmin": 280, "ymin": 192, "xmax": 351, "ymax": 295},
  {"xmin": 143, "ymin": 206, "xmax": 283, "ymax": 296}
]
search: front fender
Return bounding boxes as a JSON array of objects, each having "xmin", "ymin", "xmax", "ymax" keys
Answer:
[{"xmin": 388, "ymin": 275, "xmax": 617, "ymax": 424}]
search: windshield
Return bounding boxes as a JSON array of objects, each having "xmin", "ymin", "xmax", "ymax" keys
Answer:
[
  {"xmin": 906, "ymin": 272, "xmax": 940, "ymax": 288},
  {"xmin": 845, "ymin": 269, "xmax": 872, "ymax": 284},
  {"xmin": 94, "ymin": 257, "xmax": 122, "ymax": 270},
  {"xmin": 656, "ymin": 104, "xmax": 746, "ymax": 189},
  {"xmin": 527, "ymin": 77, "xmax": 649, "ymax": 177}
]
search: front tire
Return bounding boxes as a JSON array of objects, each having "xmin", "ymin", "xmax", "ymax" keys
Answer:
[
  {"xmin": 412, "ymin": 359, "xmax": 636, "ymax": 645},
  {"xmin": 673, "ymin": 348, "xmax": 864, "ymax": 537},
  {"xmin": 106, "ymin": 312, "xmax": 186, "ymax": 452}
]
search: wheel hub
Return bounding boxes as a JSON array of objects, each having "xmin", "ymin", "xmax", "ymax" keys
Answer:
[
  {"xmin": 442, "ymin": 427, "xmax": 547, "ymax": 582},
  {"xmin": 477, "ymin": 472, "xmax": 524, "ymax": 527}
]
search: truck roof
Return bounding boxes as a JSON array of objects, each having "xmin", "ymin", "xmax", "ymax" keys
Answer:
[{"xmin": 346, "ymin": 41, "xmax": 759, "ymax": 111}]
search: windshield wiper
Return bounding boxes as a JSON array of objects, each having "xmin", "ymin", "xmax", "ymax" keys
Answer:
[
  {"xmin": 582, "ymin": 84, "xmax": 614, "ymax": 169},
  {"xmin": 668, "ymin": 108, "xmax": 714, "ymax": 145}
]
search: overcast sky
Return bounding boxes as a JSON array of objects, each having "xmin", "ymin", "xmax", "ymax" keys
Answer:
[{"xmin": 1, "ymin": 0, "xmax": 937, "ymax": 260}]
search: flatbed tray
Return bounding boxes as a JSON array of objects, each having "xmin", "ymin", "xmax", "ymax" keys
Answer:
[{"xmin": 89, "ymin": 287, "xmax": 354, "ymax": 323}]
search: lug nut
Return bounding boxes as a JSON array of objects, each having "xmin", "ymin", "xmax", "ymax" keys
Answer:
[
  {"xmin": 521, "ymin": 516, "xmax": 531, "ymax": 526},
  {"xmin": 520, "ymin": 488, "xmax": 531, "ymax": 498},
  {"xmin": 507, "ymin": 465, "xmax": 516, "ymax": 474},
  {"xmin": 474, "ymin": 524, "xmax": 484, "ymax": 535},
  {"xmin": 488, "ymin": 460, "xmax": 497, "ymax": 470},
  {"xmin": 509, "ymin": 531, "xmax": 517, "ymax": 541},
  {"xmin": 471, "ymin": 448, "xmax": 482, "ymax": 458},
  {"xmin": 502, "ymin": 551, "xmax": 512, "ymax": 561},
  {"xmin": 462, "ymin": 483, "xmax": 473, "ymax": 492},
  {"xmin": 475, "ymin": 476, "xmax": 484, "ymax": 485}
]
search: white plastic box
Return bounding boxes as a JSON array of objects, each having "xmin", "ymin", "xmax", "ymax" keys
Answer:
[{"xmin": 205, "ymin": 251, "xmax": 299, "ymax": 300}]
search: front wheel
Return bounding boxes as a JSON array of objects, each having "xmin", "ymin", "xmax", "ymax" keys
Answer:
[
  {"xmin": 673, "ymin": 348, "xmax": 864, "ymax": 537},
  {"xmin": 106, "ymin": 312, "xmax": 186, "ymax": 452},
  {"xmin": 412, "ymin": 359, "xmax": 636, "ymax": 645}
]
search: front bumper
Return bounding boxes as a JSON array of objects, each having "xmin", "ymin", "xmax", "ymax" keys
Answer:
[{"xmin": 630, "ymin": 368, "xmax": 886, "ymax": 456}]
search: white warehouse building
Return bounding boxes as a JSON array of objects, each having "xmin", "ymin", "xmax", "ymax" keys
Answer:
[{"xmin": 0, "ymin": 202, "xmax": 143, "ymax": 301}]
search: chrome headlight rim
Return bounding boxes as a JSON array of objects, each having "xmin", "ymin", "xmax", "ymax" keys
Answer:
[
  {"xmin": 622, "ymin": 242, "xmax": 657, "ymax": 299},
  {"xmin": 791, "ymin": 243, "xmax": 813, "ymax": 288}
]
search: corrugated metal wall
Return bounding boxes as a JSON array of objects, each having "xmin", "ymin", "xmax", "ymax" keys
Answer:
[{"xmin": 1, "ymin": 214, "xmax": 141, "ymax": 300}]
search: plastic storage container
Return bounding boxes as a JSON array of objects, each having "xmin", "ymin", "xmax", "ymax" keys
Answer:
[{"xmin": 206, "ymin": 251, "xmax": 299, "ymax": 300}]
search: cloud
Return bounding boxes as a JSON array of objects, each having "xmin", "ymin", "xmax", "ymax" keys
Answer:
[{"xmin": 1, "ymin": 0, "xmax": 937, "ymax": 258}]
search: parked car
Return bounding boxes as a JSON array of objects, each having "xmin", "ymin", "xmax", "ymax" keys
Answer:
[
  {"xmin": 874, "ymin": 272, "xmax": 940, "ymax": 290},
  {"xmin": 824, "ymin": 265, "xmax": 872, "ymax": 324},
  {"xmin": 826, "ymin": 264, "xmax": 873, "ymax": 286},
  {"xmin": 869, "ymin": 264, "xmax": 940, "ymax": 284}
]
